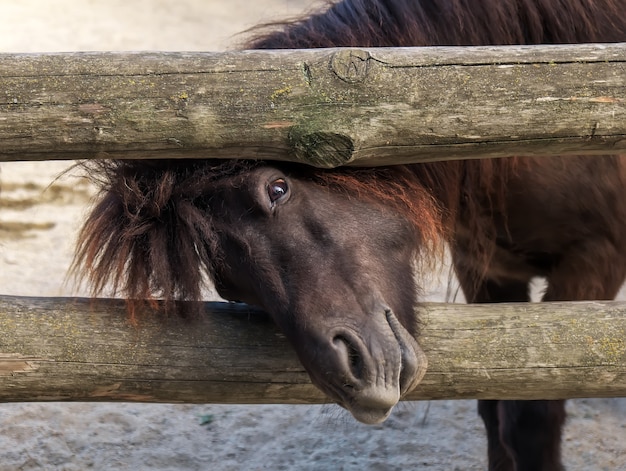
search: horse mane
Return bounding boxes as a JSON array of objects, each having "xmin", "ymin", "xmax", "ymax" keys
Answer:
[
  {"xmin": 73, "ymin": 0, "xmax": 626, "ymax": 312},
  {"xmin": 245, "ymin": 0, "xmax": 626, "ymax": 49}
]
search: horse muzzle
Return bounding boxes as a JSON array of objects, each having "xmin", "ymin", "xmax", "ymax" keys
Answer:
[{"xmin": 309, "ymin": 308, "xmax": 428, "ymax": 424}]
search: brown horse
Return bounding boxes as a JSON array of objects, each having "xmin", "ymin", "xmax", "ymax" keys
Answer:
[{"xmin": 74, "ymin": 1, "xmax": 626, "ymax": 470}]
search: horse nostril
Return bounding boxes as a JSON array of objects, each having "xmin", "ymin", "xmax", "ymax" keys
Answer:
[{"xmin": 332, "ymin": 334, "xmax": 364, "ymax": 381}]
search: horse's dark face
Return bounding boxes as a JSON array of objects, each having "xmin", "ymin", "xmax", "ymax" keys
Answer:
[{"xmin": 206, "ymin": 165, "xmax": 428, "ymax": 424}]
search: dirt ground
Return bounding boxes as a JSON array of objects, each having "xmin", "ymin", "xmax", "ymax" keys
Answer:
[{"xmin": 0, "ymin": 1, "xmax": 624, "ymax": 470}]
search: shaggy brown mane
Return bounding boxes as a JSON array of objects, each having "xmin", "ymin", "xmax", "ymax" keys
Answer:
[{"xmin": 245, "ymin": 0, "xmax": 626, "ymax": 49}]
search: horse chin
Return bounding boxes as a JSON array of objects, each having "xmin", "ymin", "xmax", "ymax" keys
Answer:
[
  {"xmin": 345, "ymin": 393, "xmax": 397, "ymax": 425},
  {"xmin": 333, "ymin": 309, "xmax": 428, "ymax": 425}
]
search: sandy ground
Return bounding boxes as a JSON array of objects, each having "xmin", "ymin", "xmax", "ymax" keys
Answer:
[{"xmin": 0, "ymin": 1, "xmax": 624, "ymax": 470}]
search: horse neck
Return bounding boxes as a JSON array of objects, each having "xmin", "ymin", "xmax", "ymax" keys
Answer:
[{"xmin": 410, "ymin": 158, "xmax": 516, "ymax": 236}]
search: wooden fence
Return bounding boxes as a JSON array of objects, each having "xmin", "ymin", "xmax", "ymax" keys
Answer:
[{"xmin": 1, "ymin": 43, "xmax": 625, "ymax": 403}]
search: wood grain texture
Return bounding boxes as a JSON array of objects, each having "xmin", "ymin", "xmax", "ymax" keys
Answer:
[
  {"xmin": 0, "ymin": 296, "xmax": 623, "ymax": 403},
  {"xmin": 1, "ymin": 43, "xmax": 625, "ymax": 167}
]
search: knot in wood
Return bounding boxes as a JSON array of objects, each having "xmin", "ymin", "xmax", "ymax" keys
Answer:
[
  {"xmin": 288, "ymin": 127, "xmax": 355, "ymax": 168},
  {"xmin": 329, "ymin": 49, "xmax": 371, "ymax": 83}
]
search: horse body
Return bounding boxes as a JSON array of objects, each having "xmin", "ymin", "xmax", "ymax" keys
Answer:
[
  {"xmin": 75, "ymin": 1, "xmax": 626, "ymax": 470},
  {"xmin": 454, "ymin": 156, "xmax": 626, "ymax": 301},
  {"xmin": 452, "ymin": 155, "xmax": 626, "ymax": 470}
]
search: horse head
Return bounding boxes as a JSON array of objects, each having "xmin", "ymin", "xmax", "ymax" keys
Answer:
[{"xmin": 75, "ymin": 159, "xmax": 443, "ymax": 423}]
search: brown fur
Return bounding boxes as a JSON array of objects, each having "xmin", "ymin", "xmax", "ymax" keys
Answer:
[{"xmin": 73, "ymin": 1, "xmax": 626, "ymax": 469}]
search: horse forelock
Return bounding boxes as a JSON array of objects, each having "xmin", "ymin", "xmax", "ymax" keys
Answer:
[{"xmin": 72, "ymin": 159, "xmax": 261, "ymax": 316}]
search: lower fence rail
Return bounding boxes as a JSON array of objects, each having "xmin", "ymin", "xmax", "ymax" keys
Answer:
[{"xmin": 0, "ymin": 295, "xmax": 623, "ymax": 403}]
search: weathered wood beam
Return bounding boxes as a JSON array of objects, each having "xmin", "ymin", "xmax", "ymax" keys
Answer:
[
  {"xmin": 0, "ymin": 44, "xmax": 625, "ymax": 167},
  {"xmin": 0, "ymin": 295, "xmax": 623, "ymax": 403}
]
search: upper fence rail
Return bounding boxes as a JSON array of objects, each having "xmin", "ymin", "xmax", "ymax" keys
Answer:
[{"xmin": 0, "ymin": 43, "xmax": 625, "ymax": 167}]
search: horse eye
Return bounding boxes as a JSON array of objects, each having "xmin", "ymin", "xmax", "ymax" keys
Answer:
[{"xmin": 267, "ymin": 178, "xmax": 289, "ymax": 204}]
